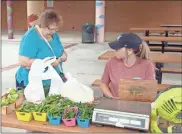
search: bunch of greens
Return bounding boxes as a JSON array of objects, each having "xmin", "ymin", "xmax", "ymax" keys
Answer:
[
  {"xmin": 0, "ymin": 88, "xmax": 20, "ymax": 106},
  {"xmin": 47, "ymin": 103, "xmax": 64, "ymax": 117},
  {"xmin": 43, "ymin": 95, "xmax": 62, "ymax": 105},
  {"xmin": 63, "ymin": 108, "xmax": 77, "ymax": 119},
  {"xmin": 16, "ymin": 101, "xmax": 36, "ymax": 113},
  {"xmin": 78, "ymin": 103, "xmax": 94, "ymax": 120},
  {"xmin": 58, "ymin": 98, "xmax": 78, "ymax": 109},
  {"xmin": 34, "ymin": 102, "xmax": 50, "ymax": 113}
]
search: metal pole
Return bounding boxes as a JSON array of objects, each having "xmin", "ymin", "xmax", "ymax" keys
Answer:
[
  {"xmin": 6, "ymin": 0, "xmax": 13, "ymax": 39},
  {"xmin": 95, "ymin": 1, "xmax": 105, "ymax": 43}
]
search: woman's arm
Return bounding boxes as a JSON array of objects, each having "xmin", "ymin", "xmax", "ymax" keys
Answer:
[
  {"xmin": 100, "ymin": 60, "xmax": 115, "ymax": 98},
  {"xmin": 145, "ymin": 61, "xmax": 156, "ymax": 80},
  {"xmin": 19, "ymin": 56, "xmax": 35, "ymax": 69},
  {"xmin": 18, "ymin": 33, "xmax": 39, "ymax": 69},
  {"xmin": 100, "ymin": 82, "xmax": 114, "ymax": 98}
]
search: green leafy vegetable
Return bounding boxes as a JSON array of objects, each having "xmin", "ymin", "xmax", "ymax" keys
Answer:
[
  {"xmin": 16, "ymin": 102, "xmax": 35, "ymax": 113},
  {"xmin": 63, "ymin": 108, "xmax": 76, "ymax": 119},
  {"xmin": 78, "ymin": 103, "xmax": 94, "ymax": 120},
  {"xmin": 47, "ymin": 104, "xmax": 64, "ymax": 117},
  {"xmin": 1, "ymin": 88, "xmax": 20, "ymax": 106}
]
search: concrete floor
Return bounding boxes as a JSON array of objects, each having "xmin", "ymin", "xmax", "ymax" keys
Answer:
[{"xmin": 1, "ymin": 31, "xmax": 182, "ymax": 132}]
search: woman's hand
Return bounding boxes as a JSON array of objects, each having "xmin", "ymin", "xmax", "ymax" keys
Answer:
[
  {"xmin": 51, "ymin": 51, "xmax": 67, "ymax": 66},
  {"xmin": 59, "ymin": 51, "xmax": 67, "ymax": 62},
  {"xmin": 51, "ymin": 59, "xmax": 60, "ymax": 67}
]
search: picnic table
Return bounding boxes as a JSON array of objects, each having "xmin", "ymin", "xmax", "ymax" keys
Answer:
[
  {"xmin": 141, "ymin": 36, "xmax": 182, "ymax": 42},
  {"xmin": 1, "ymin": 112, "xmax": 139, "ymax": 133},
  {"xmin": 160, "ymin": 24, "xmax": 182, "ymax": 28},
  {"xmin": 140, "ymin": 36, "xmax": 182, "ymax": 53},
  {"xmin": 130, "ymin": 27, "xmax": 182, "ymax": 37}
]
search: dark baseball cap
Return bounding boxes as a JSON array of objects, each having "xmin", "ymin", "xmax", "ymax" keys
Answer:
[{"xmin": 108, "ymin": 33, "xmax": 142, "ymax": 50}]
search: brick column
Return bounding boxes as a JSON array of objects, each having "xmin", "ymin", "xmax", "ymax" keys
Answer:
[
  {"xmin": 6, "ymin": 0, "xmax": 13, "ymax": 39},
  {"xmin": 27, "ymin": 1, "xmax": 45, "ymax": 29},
  {"xmin": 95, "ymin": 1, "xmax": 105, "ymax": 43}
]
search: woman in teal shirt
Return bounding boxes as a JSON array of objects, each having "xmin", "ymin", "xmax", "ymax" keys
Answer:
[{"xmin": 16, "ymin": 9, "xmax": 67, "ymax": 90}]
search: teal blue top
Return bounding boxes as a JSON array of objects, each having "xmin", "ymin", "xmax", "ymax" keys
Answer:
[{"xmin": 16, "ymin": 26, "xmax": 64, "ymax": 86}]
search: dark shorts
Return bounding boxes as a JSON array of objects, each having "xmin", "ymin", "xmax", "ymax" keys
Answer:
[{"xmin": 15, "ymin": 75, "xmax": 26, "ymax": 91}]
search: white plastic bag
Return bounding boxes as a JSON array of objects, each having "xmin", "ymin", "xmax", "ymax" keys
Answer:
[
  {"xmin": 24, "ymin": 57, "xmax": 63, "ymax": 104},
  {"xmin": 60, "ymin": 73, "xmax": 94, "ymax": 103}
]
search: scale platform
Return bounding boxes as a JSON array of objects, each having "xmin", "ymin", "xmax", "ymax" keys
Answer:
[{"xmin": 92, "ymin": 98, "xmax": 151, "ymax": 131}]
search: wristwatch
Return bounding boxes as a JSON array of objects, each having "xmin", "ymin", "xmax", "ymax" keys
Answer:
[{"xmin": 56, "ymin": 57, "xmax": 62, "ymax": 62}]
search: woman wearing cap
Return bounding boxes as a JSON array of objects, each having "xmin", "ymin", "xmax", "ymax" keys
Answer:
[
  {"xmin": 100, "ymin": 33, "xmax": 155, "ymax": 99},
  {"xmin": 15, "ymin": 9, "xmax": 67, "ymax": 90}
]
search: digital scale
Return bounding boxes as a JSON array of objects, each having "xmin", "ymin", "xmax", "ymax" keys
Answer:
[{"xmin": 92, "ymin": 98, "xmax": 151, "ymax": 131}]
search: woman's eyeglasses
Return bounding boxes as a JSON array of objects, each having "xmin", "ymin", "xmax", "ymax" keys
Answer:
[{"xmin": 47, "ymin": 26, "xmax": 60, "ymax": 32}]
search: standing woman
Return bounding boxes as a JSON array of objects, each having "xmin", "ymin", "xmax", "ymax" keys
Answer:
[
  {"xmin": 15, "ymin": 9, "xmax": 67, "ymax": 90},
  {"xmin": 100, "ymin": 33, "xmax": 156, "ymax": 99}
]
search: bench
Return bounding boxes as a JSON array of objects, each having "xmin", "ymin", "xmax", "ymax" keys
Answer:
[
  {"xmin": 130, "ymin": 27, "xmax": 182, "ymax": 37},
  {"xmin": 140, "ymin": 36, "xmax": 182, "ymax": 42},
  {"xmin": 92, "ymin": 79, "xmax": 171, "ymax": 93},
  {"xmin": 141, "ymin": 36, "xmax": 182, "ymax": 53},
  {"xmin": 98, "ymin": 51, "xmax": 182, "ymax": 83},
  {"xmin": 160, "ymin": 24, "xmax": 182, "ymax": 28},
  {"xmin": 149, "ymin": 46, "xmax": 182, "ymax": 52}
]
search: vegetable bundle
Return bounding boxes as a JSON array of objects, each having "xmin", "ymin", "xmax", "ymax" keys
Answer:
[
  {"xmin": 78, "ymin": 103, "xmax": 94, "ymax": 119},
  {"xmin": 1, "ymin": 88, "xmax": 21, "ymax": 106},
  {"xmin": 16, "ymin": 94, "xmax": 95, "ymax": 121}
]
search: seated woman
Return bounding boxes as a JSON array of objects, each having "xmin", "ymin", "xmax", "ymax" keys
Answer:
[
  {"xmin": 100, "ymin": 33, "xmax": 155, "ymax": 99},
  {"xmin": 15, "ymin": 9, "xmax": 67, "ymax": 90}
]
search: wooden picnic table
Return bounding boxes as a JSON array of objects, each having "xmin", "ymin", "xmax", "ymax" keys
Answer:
[
  {"xmin": 137, "ymin": 36, "xmax": 182, "ymax": 53},
  {"xmin": 130, "ymin": 27, "xmax": 182, "ymax": 32},
  {"xmin": 141, "ymin": 36, "xmax": 182, "ymax": 43},
  {"xmin": 1, "ymin": 112, "xmax": 138, "ymax": 133},
  {"xmin": 130, "ymin": 27, "xmax": 182, "ymax": 35},
  {"xmin": 98, "ymin": 51, "xmax": 182, "ymax": 64},
  {"xmin": 160, "ymin": 24, "xmax": 182, "ymax": 28},
  {"xmin": 130, "ymin": 27, "xmax": 182, "ymax": 37},
  {"xmin": 149, "ymin": 46, "xmax": 182, "ymax": 52}
]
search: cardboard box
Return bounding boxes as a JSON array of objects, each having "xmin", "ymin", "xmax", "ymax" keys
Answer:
[
  {"xmin": 118, "ymin": 79, "xmax": 158, "ymax": 102},
  {"xmin": 0, "ymin": 93, "xmax": 16, "ymax": 115},
  {"xmin": 1, "ymin": 90, "xmax": 25, "ymax": 115}
]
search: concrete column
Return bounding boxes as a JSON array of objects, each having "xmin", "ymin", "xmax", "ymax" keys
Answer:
[
  {"xmin": 27, "ymin": 1, "xmax": 45, "ymax": 28},
  {"xmin": 95, "ymin": 1, "xmax": 105, "ymax": 43},
  {"xmin": 6, "ymin": 0, "xmax": 13, "ymax": 39}
]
